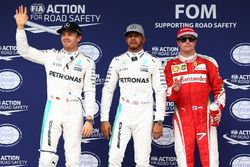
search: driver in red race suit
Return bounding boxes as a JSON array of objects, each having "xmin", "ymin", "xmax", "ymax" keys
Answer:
[{"xmin": 164, "ymin": 27, "xmax": 226, "ymax": 167}]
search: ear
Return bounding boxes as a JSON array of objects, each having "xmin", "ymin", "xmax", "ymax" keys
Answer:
[
  {"xmin": 125, "ymin": 36, "xmax": 128, "ymax": 43},
  {"xmin": 176, "ymin": 40, "xmax": 181, "ymax": 47},
  {"xmin": 194, "ymin": 40, "xmax": 197, "ymax": 45},
  {"xmin": 142, "ymin": 37, "xmax": 146, "ymax": 44},
  {"xmin": 77, "ymin": 35, "xmax": 82, "ymax": 42}
]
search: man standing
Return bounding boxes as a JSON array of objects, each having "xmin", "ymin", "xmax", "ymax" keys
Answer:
[
  {"xmin": 15, "ymin": 5, "xmax": 96, "ymax": 167},
  {"xmin": 164, "ymin": 27, "xmax": 226, "ymax": 167},
  {"xmin": 100, "ymin": 23, "xmax": 166, "ymax": 167}
]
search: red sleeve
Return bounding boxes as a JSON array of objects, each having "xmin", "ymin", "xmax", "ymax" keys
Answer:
[
  {"xmin": 206, "ymin": 57, "xmax": 226, "ymax": 111},
  {"xmin": 164, "ymin": 60, "xmax": 179, "ymax": 101}
]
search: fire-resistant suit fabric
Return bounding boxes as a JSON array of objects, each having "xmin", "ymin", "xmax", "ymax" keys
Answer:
[
  {"xmin": 164, "ymin": 54, "xmax": 226, "ymax": 167},
  {"xmin": 16, "ymin": 29, "xmax": 96, "ymax": 167},
  {"xmin": 101, "ymin": 50, "xmax": 167, "ymax": 167}
]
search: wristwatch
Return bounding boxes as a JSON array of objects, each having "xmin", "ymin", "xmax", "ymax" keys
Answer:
[
  {"xmin": 154, "ymin": 120, "xmax": 163, "ymax": 126},
  {"xmin": 85, "ymin": 116, "xmax": 94, "ymax": 125}
]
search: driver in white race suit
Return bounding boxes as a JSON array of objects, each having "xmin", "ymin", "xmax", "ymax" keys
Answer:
[
  {"xmin": 100, "ymin": 23, "xmax": 167, "ymax": 167},
  {"xmin": 15, "ymin": 6, "xmax": 96, "ymax": 167}
]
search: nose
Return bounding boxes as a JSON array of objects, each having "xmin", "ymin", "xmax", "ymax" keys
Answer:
[
  {"xmin": 62, "ymin": 36, "xmax": 70, "ymax": 41},
  {"xmin": 63, "ymin": 34, "xmax": 69, "ymax": 38}
]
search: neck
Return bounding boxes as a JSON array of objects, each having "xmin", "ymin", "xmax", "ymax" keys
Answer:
[
  {"xmin": 63, "ymin": 47, "xmax": 78, "ymax": 53},
  {"xmin": 179, "ymin": 50, "xmax": 196, "ymax": 57},
  {"xmin": 63, "ymin": 48, "xmax": 78, "ymax": 54},
  {"xmin": 179, "ymin": 52, "xmax": 197, "ymax": 62},
  {"xmin": 128, "ymin": 48, "xmax": 143, "ymax": 53}
]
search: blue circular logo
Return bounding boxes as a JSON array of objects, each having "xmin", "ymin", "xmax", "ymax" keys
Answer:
[
  {"xmin": 80, "ymin": 151, "xmax": 101, "ymax": 167},
  {"xmin": 152, "ymin": 125, "xmax": 174, "ymax": 148},
  {"xmin": 78, "ymin": 42, "xmax": 102, "ymax": 63},
  {"xmin": 0, "ymin": 69, "xmax": 23, "ymax": 92},
  {"xmin": 230, "ymin": 154, "xmax": 250, "ymax": 167},
  {"xmin": 230, "ymin": 43, "xmax": 250, "ymax": 66},
  {"xmin": 0, "ymin": 123, "xmax": 22, "ymax": 147},
  {"xmin": 230, "ymin": 98, "xmax": 250, "ymax": 121}
]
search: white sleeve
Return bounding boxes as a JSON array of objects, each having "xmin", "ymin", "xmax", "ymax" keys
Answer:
[
  {"xmin": 152, "ymin": 58, "xmax": 167, "ymax": 121},
  {"xmin": 16, "ymin": 28, "xmax": 50, "ymax": 65},
  {"xmin": 83, "ymin": 59, "xmax": 96, "ymax": 118},
  {"xmin": 100, "ymin": 57, "xmax": 119, "ymax": 122}
]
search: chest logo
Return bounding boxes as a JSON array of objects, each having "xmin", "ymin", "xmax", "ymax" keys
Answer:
[
  {"xmin": 171, "ymin": 63, "xmax": 187, "ymax": 74},
  {"xmin": 194, "ymin": 63, "xmax": 206, "ymax": 71}
]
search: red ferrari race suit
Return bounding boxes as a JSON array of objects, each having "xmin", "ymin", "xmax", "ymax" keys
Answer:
[{"xmin": 164, "ymin": 54, "xmax": 226, "ymax": 167}]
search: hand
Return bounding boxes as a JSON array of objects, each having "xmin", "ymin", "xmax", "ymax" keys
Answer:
[
  {"xmin": 152, "ymin": 122, "xmax": 163, "ymax": 139},
  {"xmin": 213, "ymin": 110, "xmax": 222, "ymax": 122},
  {"xmin": 15, "ymin": 5, "xmax": 28, "ymax": 29},
  {"xmin": 210, "ymin": 109, "xmax": 222, "ymax": 127},
  {"xmin": 173, "ymin": 77, "xmax": 182, "ymax": 92},
  {"xmin": 100, "ymin": 121, "xmax": 112, "ymax": 140},
  {"xmin": 82, "ymin": 121, "xmax": 93, "ymax": 138}
]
